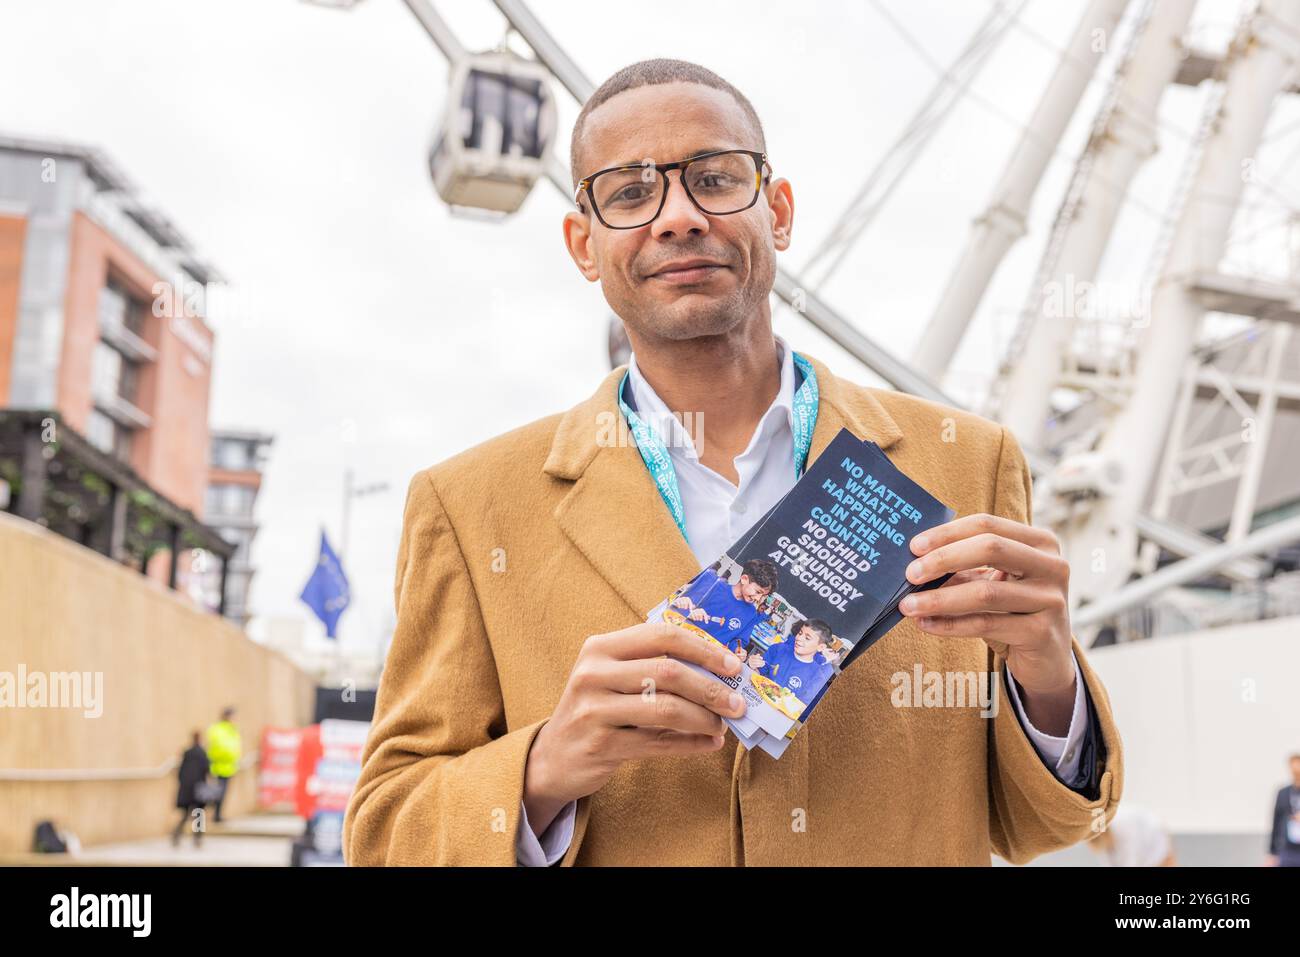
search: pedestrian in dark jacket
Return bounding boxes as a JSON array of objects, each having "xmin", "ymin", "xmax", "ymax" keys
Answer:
[
  {"xmin": 1268, "ymin": 753, "xmax": 1300, "ymax": 867},
  {"xmin": 173, "ymin": 732, "xmax": 210, "ymax": 848}
]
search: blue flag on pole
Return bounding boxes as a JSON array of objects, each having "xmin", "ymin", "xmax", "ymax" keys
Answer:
[{"xmin": 300, "ymin": 530, "xmax": 350, "ymax": 639}]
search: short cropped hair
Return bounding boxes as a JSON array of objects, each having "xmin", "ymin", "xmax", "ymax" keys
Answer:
[
  {"xmin": 792, "ymin": 619, "xmax": 833, "ymax": 645},
  {"xmin": 740, "ymin": 558, "xmax": 779, "ymax": 593},
  {"xmin": 570, "ymin": 58, "xmax": 767, "ymax": 188}
]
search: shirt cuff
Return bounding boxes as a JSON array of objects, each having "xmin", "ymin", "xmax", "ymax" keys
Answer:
[
  {"xmin": 516, "ymin": 798, "xmax": 577, "ymax": 867},
  {"xmin": 1004, "ymin": 652, "xmax": 1089, "ymax": 783}
]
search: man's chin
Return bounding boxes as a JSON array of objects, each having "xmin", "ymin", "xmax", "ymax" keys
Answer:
[{"xmin": 636, "ymin": 294, "xmax": 744, "ymax": 341}]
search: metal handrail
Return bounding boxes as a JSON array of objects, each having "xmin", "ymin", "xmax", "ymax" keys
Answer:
[{"xmin": 0, "ymin": 752, "xmax": 259, "ymax": 783}]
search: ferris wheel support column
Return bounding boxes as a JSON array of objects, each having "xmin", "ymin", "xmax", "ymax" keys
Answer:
[
  {"xmin": 1065, "ymin": 0, "xmax": 1300, "ymax": 611},
  {"xmin": 911, "ymin": 0, "xmax": 1131, "ymax": 382},
  {"xmin": 401, "ymin": 0, "xmax": 467, "ymax": 63},
  {"xmin": 999, "ymin": 0, "xmax": 1198, "ymax": 449}
]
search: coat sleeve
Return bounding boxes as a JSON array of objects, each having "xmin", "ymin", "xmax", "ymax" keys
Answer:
[
  {"xmin": 984, "ymin": 426, "xmax": 1125, "ymax": 865},
  {"xmin": 343, "ymin": 470, "xmax": 551, "ymax": 866}
]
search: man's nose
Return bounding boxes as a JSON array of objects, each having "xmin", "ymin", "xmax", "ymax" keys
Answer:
[{"xmin": 650, "ymin": 171, "xmax": 710, "ymax": 239}]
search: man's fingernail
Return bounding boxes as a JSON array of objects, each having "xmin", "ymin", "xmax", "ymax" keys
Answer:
[
  {"xmin": 729, "ymin": 693, "xmax": 744, "ymax": 711},
  {"xmin": 900, "ymin": 596, "xmax": 917, "ymax": 614},
  {"xmin": 906, "ymin": 561, "xmax": 922, "ymax": 580},
  {"xmin": 723, "ymin": 653, "xmax": 740, "ymax": 671},
  {"xmin": 913, "ymin": 535, "xmax": 929, "ymax": 552}
]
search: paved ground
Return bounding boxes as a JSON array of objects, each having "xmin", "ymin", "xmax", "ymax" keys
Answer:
[
  {"xmin": 5, "ymin": 817, "xmax": 1270, "ymax": 866},
  {"xmin": 998, "ymin": 831, "xmax": 1271, "ymax": 867},
  {"xmin": 3, "ymin": 814, "xmax": 304, "ymax": 867},
  {"xmin": 208, "ymin": 813, "xmax": 304, "ymax": 839}
]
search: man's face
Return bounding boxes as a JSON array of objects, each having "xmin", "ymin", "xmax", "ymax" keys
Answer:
[
  {"xmin": 563, "ymin": 82, "xmax": 793, "ymax": 343},
  {"xmin": 793, "ymin": 626, "xmax": 824, "ymax": 657},
  {"xmin": 737, "ymin": 575, "xmax": 771, "ymax": 606},
  {"xmin": 1291, "ymin": 757, "xmax": 1300, "ymax": 785}
]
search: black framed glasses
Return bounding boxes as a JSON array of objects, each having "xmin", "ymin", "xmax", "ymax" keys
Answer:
[{"xmin": 575, "ymin": 148, "xmax": 770, "ymax": 229}]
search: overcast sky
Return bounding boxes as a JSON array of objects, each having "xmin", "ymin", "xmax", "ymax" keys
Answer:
[{"xmin": 3, "ymin": 0, "xmax": 1292, "ymax": 660}]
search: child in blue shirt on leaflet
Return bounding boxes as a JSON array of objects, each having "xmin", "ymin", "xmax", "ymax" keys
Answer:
[
  {"xmin": 748, "ymin": 619, "xmax": 836, "ymax": 705},
  {"xmin": 670, "ymin": 559, "xmax": 779, "ymax": 655}
]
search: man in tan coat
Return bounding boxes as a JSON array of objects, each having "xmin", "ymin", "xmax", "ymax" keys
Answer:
[{"xmin": 344, "ymin": 58, "xmax": 1122, "ymax": 867}]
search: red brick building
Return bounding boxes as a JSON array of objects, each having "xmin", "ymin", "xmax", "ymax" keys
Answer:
[
  {"xmin": 0, "ymin": 134, "xmax": 221, "ymax": 511},
  {"xmin": 0, "ymin": 134, "xmax": 234, "ymax": 595}
]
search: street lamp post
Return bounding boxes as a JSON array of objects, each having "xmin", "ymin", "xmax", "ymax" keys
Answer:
[
  {"xmin": 341, "ymin": 468, "xmax": 389, "ymax": 564},
  {"xmin": 332, "ymin": 468, "xmax": 390, "ymax": 684}
]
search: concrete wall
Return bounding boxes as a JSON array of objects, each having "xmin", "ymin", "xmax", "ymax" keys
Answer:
[
  {"xmin": 1088, "ymin": 615, "xmax": 1300, "ymax": 835},
  {"xmin": 0, "ymin": 512, "xmax": 315, "ymax": 854}
]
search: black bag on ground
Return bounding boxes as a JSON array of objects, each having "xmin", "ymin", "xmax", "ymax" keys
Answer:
[{"xmin": 33, "ymin": 820, "xmax": 67, "ymax": 854}]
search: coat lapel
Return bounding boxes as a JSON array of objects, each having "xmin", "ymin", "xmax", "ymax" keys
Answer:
[
  {"xmin": 542, "ymin": 354, "xmax": 904, "ymax": 621},
  {"xmin": 802, "ymin": 353, "xmax": 903, "ymax": 463},
  {"xmin": 544, "ymin": 367, "xmax": 700, "ymax": 621}
]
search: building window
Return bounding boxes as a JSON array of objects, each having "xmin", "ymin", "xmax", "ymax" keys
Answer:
[
  {"xmin": 99, "ymin": 276, "xmax": 147, "ymax": 337},
  {"xmin": 86, "ymin": 408, "xmax": 113, "ymax": 452},
  {"xmin": 120, "ymin": 358, "xmax": 139, "ymax": 404},
  {"xmin": 92, "ymin": 341, "xmax": 120, "ymax": 402},
  {"xmin": 93, "ymin": 339, "xmax": 141, "ymax": 408},
  {"xmin": 227, "ymin": 484, "xmax": 254, "ymax": 517},
  {"xmin": 207, "ymin": 482, "xmax": 255, "ymax": 520},
  {"xmin": 205, "ymin": 485, "xmax": 222, "ymax": 519},
  {"xmin": 221, "ymin": 526, "xmax": 254, "ymax": 564},
  {"xmin": 213, "ymin": 438, "xmax": 255, "ymax": 471},
  {"xmin": 86, "ymin": 408, "xmax": 131, "ymax": 460}
]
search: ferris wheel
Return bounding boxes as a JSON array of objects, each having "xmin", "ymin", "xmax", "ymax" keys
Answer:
[{"xmin": 302, "ymin": 0, "xmax": 1300, "ymax": 646}]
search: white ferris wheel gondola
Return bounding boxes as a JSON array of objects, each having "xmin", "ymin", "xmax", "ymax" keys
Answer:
[{"xmin": 428, "ymin": 49, "xmax": 557, "ymax": 215}]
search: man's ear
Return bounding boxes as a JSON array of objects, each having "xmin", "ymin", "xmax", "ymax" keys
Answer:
[
  {"xmin": 766, "ymin": 177, "xmax": 794, "ymax": 251},
  {"xmin": 563, "ymin": 209, "xmax": 601, "ymax": 282}
]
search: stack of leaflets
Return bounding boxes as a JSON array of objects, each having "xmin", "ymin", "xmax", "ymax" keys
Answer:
[{"xmin": 647, "ymin": 428, "xmax": 957, "ymax": 758}]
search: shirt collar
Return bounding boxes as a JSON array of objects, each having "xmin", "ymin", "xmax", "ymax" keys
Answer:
[{"xmin": 625, "ymin": 336, "xmax": 797, "ymax": 461}]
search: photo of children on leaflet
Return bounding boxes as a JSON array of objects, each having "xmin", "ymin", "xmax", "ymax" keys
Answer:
[
  {"xmin": 748, "ymin": 618, "xmax": 838, "ymax": 707},
  {"xmin": 666, "ymin": 558, "xmax": 778, "ymax": 658},
  {"xmin": 664, "ymin": 556, "xmax": 849, "ymax": 719}
]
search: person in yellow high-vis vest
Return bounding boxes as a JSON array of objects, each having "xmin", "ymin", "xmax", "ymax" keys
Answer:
[{"xmin": 205, "ymin": 707, "xmax": 242, "ymax": 824}]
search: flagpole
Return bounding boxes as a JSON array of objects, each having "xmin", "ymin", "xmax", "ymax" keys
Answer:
[
  {"xmin": 341, "ymin": 468, "xmax": 353, "ymax": 564},
  {"xmin": 341, "ymin": 470, "xmax": 390, "ymax": 568}
]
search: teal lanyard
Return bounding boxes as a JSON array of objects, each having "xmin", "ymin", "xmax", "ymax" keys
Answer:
[{"xmin": 617, "ymin": 352, "xmax": 819, "ymax": 544}]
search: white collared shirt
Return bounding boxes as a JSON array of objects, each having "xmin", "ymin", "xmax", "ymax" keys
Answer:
[
  {"xmin": 623, "ymin": 336, "xmax": 801, "ymax": 567},
  {"xmin": 515, "ymin": 341, "xmax": 1092, "ymax": 865}
]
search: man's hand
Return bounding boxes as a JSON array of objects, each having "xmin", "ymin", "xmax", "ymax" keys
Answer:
[
  {"xmin": 522, "ymin": 622, "xmax": 747, "ymax": 838},
  {"xmin": 898, "ymin": 513, "xmax": 1076, "ymax": 736}
]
